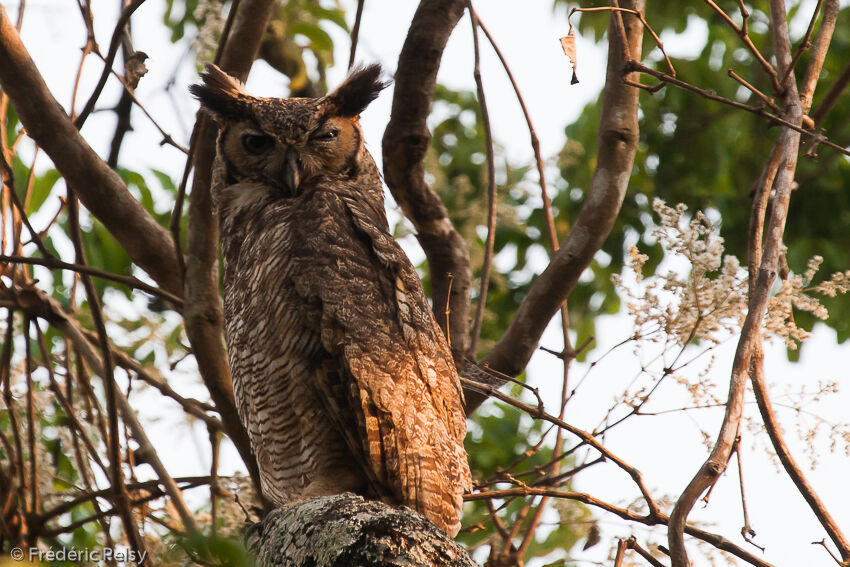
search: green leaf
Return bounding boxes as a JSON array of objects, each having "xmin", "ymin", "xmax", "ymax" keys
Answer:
[{"xmin": 289, "ymin": 21, "xmax": 335, "ymax": 55}]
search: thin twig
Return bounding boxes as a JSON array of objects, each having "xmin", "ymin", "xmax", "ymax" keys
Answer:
[
  {"xmin": 66, "ymin": 190, "xmax": 148, "ymax": 555},
  {"xmin": 468, "ymin": 486, "xmax": 774, "ymax": 567},
  {"xmin": 780, "ymin": 0, "xmax": 823, "ymax": 87},
  {"xmin": 348, "ymin": 0, "xmax": 365, "ymax": 70},
  {"xmin": 74, "ymin": 0, "xmax": 146, "ymax": 128},
  {"xmin": 39, "ymin": 476, "xmax": 210, "ymax": 521},
  {"xmin": 624, "ymin": 60, "xmax": 850, "ymax": 157},
  {"xmin": 750, "ymin": 349, "xmax": 850, "ymax": 560},
  {"xmin": 23, "ymin": 317, "xmax": 39, "ymax": 516},
  {"xmin": 34, "ymin": 322, "xmax": 108, "ymax": 474},
  {"xmin": 614, "ymin": 539, "xmax": 627, "ymax": 567},
  {"xmin": 0, "ymin": 153, "xmax": 54, "ymax": 259},
  {"xmin": 569, "ymin": 5, "xmax": 675, "ymax": 76},
  {"xmin": 467, "ymin": 1, "xmax": 498, "ymax": 358},
  {"xmin": 811, "ymin": 62, "xmax": 850, "ymax": 125},
  {"xmin": 209, "ymin": 427, "xmax": 220, "ymax": 536},
  {"xmin": 475, "ymin": 15, "xmax": 575, "ymax": 451},
  {"xmin": 626, "ymin": 537, "xmax": 666, "ymax": 567},
  {"xmin": 727, "ymin": 69, "xmax": 780, "ymax": 113},
  {"xmin": 704, "ymin": 0, "xmax": 781, "ymax": 93},
  {"xmin": 167, "ymin": 0, "xmax": 245, "ymax": 277},
  {"xmin": 735, "ymin": 435, "xmax": 763, "ymax": 551},
  {"xmin": 0, "ymin": 255, "xmax": 183, "ymax": 308},
  {"xmin": 812, "ymin": 539, "xmax": 843, "ymax": 566},
  {"xmin": 461, "ymin": 376, "xmax": 661, "ymax": 518},
  {"xmin": 97, "ymin": 58, "xmax": 189, "ymax": 154}
]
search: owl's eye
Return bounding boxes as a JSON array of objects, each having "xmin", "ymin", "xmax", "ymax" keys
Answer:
[
  {"xmin": 310, "ymin": 130, "xmax": 339, "ymax": 142},
  {"xmin": 242, "ymin": 134, "xmax": 274, "ymax": 154}
]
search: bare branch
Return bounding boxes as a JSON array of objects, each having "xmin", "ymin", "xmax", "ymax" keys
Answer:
[
  {"xmin": 73, "ymin": 0, "xmax": 145, "ymax": 128},
  {"xmin": 750, "ymin": 350, "xmax": 850, "ymax": 560},
  {"xmin": 0, "ymin": 4, "xmax": 183, "ymax": 296},
  {"xmin": 627, "ymin": 537, "xmax": 666, "ymax": 567},
  {"xmin": 382, "ymin": 0, "xmax": 472, "ymax": 365},
  {"xmin": 569, "ymin": 5, "xmax": 675, "ymax": 77},
  {"xmin": 348, "ymin": 0, "xmax": 365, "ymax": 70},
  {"xmin": 624, "ymin": 60, "xmax": 850, "ymax": 157},
  {"xmin": 9, "ymin": 278, "xmax": 200, "ymax": 535},
  {"xmin": 474, "ymin": 0, "xmax": 645, "ymax": 410},
  {"xmin": 780, "ymin": 0, "xmax": 823, "ymax": 88},
  {"xmin": 704, "ymin": 0, "xmax": 781, "ymax": 93},
  {"xmin": 0, "ymin": 254, "xmax": 183, "ymax": 308},
  {"xmin": 799, "ymin": 0, "xmax": 839, "ymax": 114},
  {"xmin": 466, "ymin": 1, "xmax": 497, "ymax": 358},
  {"xmin": 668, "ymin": 3, "xmax": 809, "ymax": 564},
  {"xmin": 811, "ymin": 62, "xmax": 850, "ymax": 125},
  {"xmin": 467, "ymin": 487, "xmax": 775, "ymax": 567},
  {"xmin": 183, "ymin": 0, "xmax": 279, "ymax": 500},
  {"xmin": 462, "ymin": 376, "xmax": 660, "ymax": 519},
  {"xmin": 66, "ymin": 192, "xmax": 149, "ymax": 554}
]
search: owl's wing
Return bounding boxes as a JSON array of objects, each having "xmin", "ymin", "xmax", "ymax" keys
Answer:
[{"xmin": 288, "ymin": 188, "xmax": 471, "ymax": 536}]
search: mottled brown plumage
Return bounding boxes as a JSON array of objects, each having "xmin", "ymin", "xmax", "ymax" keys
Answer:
[{"xmin": 191, "ymin": 64, "xmax": 472, "ymax": 536}]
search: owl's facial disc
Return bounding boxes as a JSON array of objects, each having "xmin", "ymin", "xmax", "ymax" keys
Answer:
[{"xmin": 232, "ymin": 127, "xmax": 303, "ymax": 196}]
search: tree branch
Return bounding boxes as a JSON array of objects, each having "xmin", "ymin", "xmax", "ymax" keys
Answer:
[
  {"xmin": 668, "ymin": 3, "xmax": 806, "ymax": 564},
  {"xmin": 0, "ymin": 4, "xmax": 183, "ymax": 296},
  {"xmin": 468, "ymin": 487, "xmax": 775, "ymax": 567},
  {"xmin": 749, "ymin": 351, "xmax": 850, "ymax": 561},
  {"xmin": 6, "ymin": 281, "xmax": 199, "ymax": 535},
  {"xmin": 183, "ymin": 0, "xmax": 279, "ymax": 499},
  {"xmin": 249, "ymin": 494, "xmax": 476, "ymax": 567},
  {"xmin": 0, "ymin": 254, "xmax": 182, "ymax": 308},
  {"xmin": 472, "ymin": 0, "xmax": 645, "ymax": 410},
  {"xmin": 466, "ymin": 1, "xmax": 497, "ymax": 358},
  {"xmin": 382, "ymin": 0, "xmax": 472, "ymax": 366}
]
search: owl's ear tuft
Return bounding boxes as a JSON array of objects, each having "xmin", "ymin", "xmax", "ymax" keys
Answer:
[
  {"xmin": 325, "ymin": 64, "xmax": 390, "ymax": 117},
  {"xmin": 190, "ymin": 64, "xmax": 251, "ymax": 120}
]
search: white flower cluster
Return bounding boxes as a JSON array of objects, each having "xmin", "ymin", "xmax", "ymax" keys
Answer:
[
  {"xmin": 612, "ymin": 199, "xmax": 747, "ymax": 349},
  {"xmin": 615, "ymin": 199, "xmax": 850, "ymax": 351},
  {"xmin": 610, "ymin": 199, "xmax": 850, "ymax": 460},
  {"xmin": 193, "ymin": 0, "xmax": 224, "ymax": 63},
  {"xmin": 766, "ymin": 255, "xmax": 850, "ymax": 349}
]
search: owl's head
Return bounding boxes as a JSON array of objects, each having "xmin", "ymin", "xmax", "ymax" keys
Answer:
[{"xmin": 190, "ymin": 63, "xmax": 389, "ymax": 197}]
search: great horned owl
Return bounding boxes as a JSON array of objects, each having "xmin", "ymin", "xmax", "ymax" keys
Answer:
[{"xmin": 191, "ymin": 64, "xmax": 472, "ymax": 536}]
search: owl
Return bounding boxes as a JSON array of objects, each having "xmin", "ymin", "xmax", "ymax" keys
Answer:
[{"xmin": 191, "ymin": 64, "xmax": 472, "ymax": 536}]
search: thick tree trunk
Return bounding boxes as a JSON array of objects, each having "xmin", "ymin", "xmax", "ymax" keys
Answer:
[{"xmin": 247, "ymin": 494, "xmax": 477, "ymax": 566}]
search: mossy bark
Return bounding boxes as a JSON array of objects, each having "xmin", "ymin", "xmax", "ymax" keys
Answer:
[{"xmin": 247, "ymin": 494, "xmax": 477, "ymax": 566}]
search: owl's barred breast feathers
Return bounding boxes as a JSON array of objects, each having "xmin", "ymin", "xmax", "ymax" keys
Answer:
[{"xmin": 192, "ymin": 64, "xmax": 472, "ymax": 536}]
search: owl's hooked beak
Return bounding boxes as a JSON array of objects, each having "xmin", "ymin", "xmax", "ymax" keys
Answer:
[{"xmin": 280, "ymin": 147, "xmax": 301, "ymax": 196}]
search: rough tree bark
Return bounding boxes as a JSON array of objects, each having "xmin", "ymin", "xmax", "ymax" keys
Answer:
[{"xmin": 247, "ymin": 494, "xmax": 476, "ymax": 567}]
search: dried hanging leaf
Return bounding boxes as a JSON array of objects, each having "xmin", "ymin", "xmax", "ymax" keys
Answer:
[
  {"xmin": 124, "ymin": 51, "xmax": 149, "ymax": 89},
  {"xmin": 559, "ymin": 28, "xmax": 579, "ymax": 85}
]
